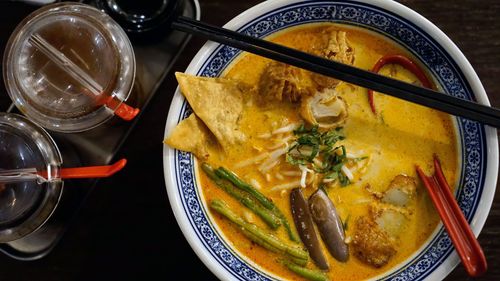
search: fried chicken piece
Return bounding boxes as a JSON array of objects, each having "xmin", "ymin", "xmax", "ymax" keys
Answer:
[{"xmin": 352, "ymin": 216, "xmax": 397, "ymax": 268}]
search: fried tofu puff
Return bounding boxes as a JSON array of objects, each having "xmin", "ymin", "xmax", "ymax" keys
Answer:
[
  {"xmin": 352, "ymin": 175, "xmax": 417, "ymax": 268},
  {"xmin": 258, "ymin": 29, "xmax": 355, "ymax": 103},
  {"xmin": 352, "ymin": 217, "xmax": 397, "ymax": 268}
]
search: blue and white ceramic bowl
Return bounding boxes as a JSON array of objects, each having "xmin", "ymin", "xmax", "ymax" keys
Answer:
[{"xmin": 163, "ymin": 0, "xmax": 499, "ymax": 280}]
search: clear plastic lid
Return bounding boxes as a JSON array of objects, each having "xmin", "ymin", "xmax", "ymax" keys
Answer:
[
  {"xmin": 3, "ymin": 3, "xmax": 137, "ymax": 133},
  {"xmin": 0, "ymin": 113, "xmax": 62, "ymax": 242}
]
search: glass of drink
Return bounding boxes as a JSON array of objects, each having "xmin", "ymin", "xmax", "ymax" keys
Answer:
[
  {"xmin": 3, "ymin": 2, "xmax": 139, "ymax": 133},
  {"xmin": 0, "ymin": 113, "xmax": 62, "ymax": 242}
]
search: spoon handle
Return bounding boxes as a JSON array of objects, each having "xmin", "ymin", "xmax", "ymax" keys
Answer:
[
  {"xmin": 59, "ymin": 159, "xmax": 127, "ymax": 179},
  {"xmin": 416, "ymin": 155, "xmax": 487, "ymax": 277}
]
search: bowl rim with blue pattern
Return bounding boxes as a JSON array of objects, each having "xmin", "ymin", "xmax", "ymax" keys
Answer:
[{"xmin": 163, "ymin": 0, "xmax": 499, "ymax": 280}]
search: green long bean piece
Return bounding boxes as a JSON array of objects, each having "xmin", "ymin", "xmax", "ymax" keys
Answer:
[
  {"xmin": 210, "ymin": 199, "xmax": 309, "ymax": 262},
  {"xmin": 216, "ymin": 167, "xmax": 274, "ymax": 209},
  {"xmin": 283, "ymin": 261, "xmax": 329, "ymax": 281},
  {"xmin": 216, "ymin": 166, "xmax": 299, "ymax": 242},
  {"xmin": 201, "ymin": 164, "xmax": 281, "ymax": 229},
  {"xmin": 241, "ymin": 229, "xmax": 308, "ymax": 266}
]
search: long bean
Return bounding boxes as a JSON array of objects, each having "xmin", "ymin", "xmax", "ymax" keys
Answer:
[
  {"xmin": 210, "ymin": 199, "xmax": 309, "ymax": 262},
  {"xmin": 216, "ymin": 167, "xmax": 274, "ymax": 208},
  {"xmin": 216, "ymin": 166, "xmax": 299, "ymax": 242},
  {"xmin": 202, "ymin": 164, "xmax": 281, "ymax": 229},
  {"xmin": 283, "ymin": 261, "xmax": 329, "ymax": 281},
  {"xmin": 241, "ymin": 229, "xmax": 308, "ymax": 266}
]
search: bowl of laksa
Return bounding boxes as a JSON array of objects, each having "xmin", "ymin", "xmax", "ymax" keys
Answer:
[{"xmin": 162, "ymin": 0, "xmax": 498, "ymax": 280}]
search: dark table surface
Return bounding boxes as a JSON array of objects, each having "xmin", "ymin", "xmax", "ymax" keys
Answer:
[{"xmin": 0, "ymin": 0, "xmax": 499, "ymax": 280}]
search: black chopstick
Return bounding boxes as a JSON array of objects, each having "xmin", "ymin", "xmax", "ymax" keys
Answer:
[{"xmin": 171, "ymin": 16, "xmax": 500, "ymax": 128}]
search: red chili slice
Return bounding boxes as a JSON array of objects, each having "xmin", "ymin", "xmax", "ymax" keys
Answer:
[{"xmin": 367, "ymin": 54, "xmax": 433, "ymax": 115}]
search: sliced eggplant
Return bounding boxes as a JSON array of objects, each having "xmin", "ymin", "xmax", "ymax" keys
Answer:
[
  {"xmin": 290, "ymin": 188, "xmax": 329, "ymax": 270},
  {"xmin": 309, "ymin": 188, "xmax": 349, "ymax": 262}
]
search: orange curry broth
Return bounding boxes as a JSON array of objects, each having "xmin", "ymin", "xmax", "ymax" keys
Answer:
[{"xmin": 196, "ymin": 23, "xmax": 458, "ymax": 281}]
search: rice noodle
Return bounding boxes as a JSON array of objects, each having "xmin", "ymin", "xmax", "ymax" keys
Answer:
[
  {"xmin": 271, "ymin": 123, "xmax": 299, "ymax": 135},
  {"xmin": 234, "ymin": 152, "xmax": 269, "ymax": 169},
  {"xmin": 265, "ymin": 173, "xmax": 272, "ymax": 182},
  {"xmin": 275, "ymin": 172, "xmax": 284, "ymax": 180},
  {"xmin": 258, "ymin": 147, "xmax": 287, "ymax": 172},
  {"xmin": 299, "ymin": 165, "xmax": 312, "ymax": 188},
  {"xmin": 259, "ymin": 159, "xmax": 280, "ymax": 173},
  {"xmin": 252, "ymin": 145, "xmax": 264, "ymax": 152},
  {"xmin": 257, "ymin": 132, "xmax": 272, "ymax": 139},
  {"xmin": 267, "ymin": 141, "xmax": 286, "ymax": 150},
  {"xmin": 341, "ymin": 165, "xmax": 354, "ymax": 181},
  {"xmin": 346, "ymin": 151, "xmax": 365, "ymax": 159},
  {"xmin": 270, "ymin": 180, "xmax": 302, "ymax": 191},
  {"xmin": 267, "ymin": 135, "xmax": 292, "ymax": 150},
  {"xmin": 249, "ymin": 178, "xmax": 262, "ymax": 190},
  {"xmin": 281, "ymin": 170, "xmax": 301, "ymax": 177}
]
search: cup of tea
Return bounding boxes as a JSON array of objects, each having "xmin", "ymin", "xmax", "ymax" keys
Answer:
[{"xmin": 3, "ymin": 2, "xmax": 139, "ymax": 133}]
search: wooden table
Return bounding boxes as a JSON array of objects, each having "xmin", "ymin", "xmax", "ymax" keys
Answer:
[{"xmin": 0, "ymin": 0, "xmax": 498, "ymax": 280}]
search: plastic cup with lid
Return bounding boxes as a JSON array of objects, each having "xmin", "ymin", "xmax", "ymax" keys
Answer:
[
  {"xmin": 0, "ymin": 113, "xmax": 62, "ymax": 242},
  {"xmin": 3, "ymin": 2, "xmax": 139, "ymax": 133}
]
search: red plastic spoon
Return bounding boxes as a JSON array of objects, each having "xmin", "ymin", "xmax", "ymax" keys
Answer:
[
  {"xmin": 59, "ymin": 158, "xmax": 127, "ymax": 179},
  {"xmin": 416, "ymin": 155, "xmax": 487, "ymax": 277}
]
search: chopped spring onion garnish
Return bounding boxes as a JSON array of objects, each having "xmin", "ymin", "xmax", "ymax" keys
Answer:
[{"xmin": 286, "ymin": 125, "xmax": 352, "ymax": 186}]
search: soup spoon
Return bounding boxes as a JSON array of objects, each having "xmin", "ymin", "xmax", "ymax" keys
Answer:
[
  {"xmin": 416, "ymin": 155, "xmax": 487, "ymax": 277},
  {"xmin": 0, "ymin": 158, "xmax": 127, "ymax": 184}
]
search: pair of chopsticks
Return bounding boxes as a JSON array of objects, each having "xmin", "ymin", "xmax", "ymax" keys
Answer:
[
  {"xmin": 417, "ymin": 156, "xmax": 487, "ymax": 277},
  {"xmin": 171, "ymin": 16, "xmax": 500, "ymax": 128}
]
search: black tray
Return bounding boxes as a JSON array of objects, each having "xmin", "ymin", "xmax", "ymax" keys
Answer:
[{"xmin": 0, "ymin": 0, "xmax": 200, "ymax": 260}]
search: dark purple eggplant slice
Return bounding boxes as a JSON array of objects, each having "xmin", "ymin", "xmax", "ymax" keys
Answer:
[
  {"xmin": 309, "ymin": 188, "xmax": 349, "ymax": 262},
  {"xmin": 290, "ymin": 188, "xmax": 329, "ymax": 270}
]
